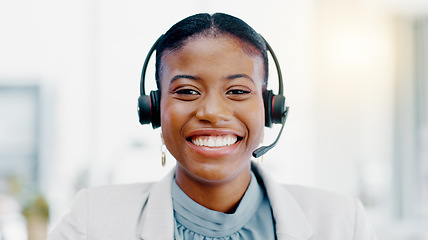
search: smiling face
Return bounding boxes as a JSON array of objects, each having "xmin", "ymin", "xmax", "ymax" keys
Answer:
[{"xmin": 159, "ymin": 35, "xmax": 265, "ymax": 185}]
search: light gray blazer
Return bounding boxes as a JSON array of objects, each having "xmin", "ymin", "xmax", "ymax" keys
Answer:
[{"xmin": 48, "ymin": 163, "xmax": 377, "ymax": 240}]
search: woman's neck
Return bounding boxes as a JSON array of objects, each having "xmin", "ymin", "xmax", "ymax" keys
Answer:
[{"xmin": 175, "ymin": 165, "xmax": 252, "ymax": 213}]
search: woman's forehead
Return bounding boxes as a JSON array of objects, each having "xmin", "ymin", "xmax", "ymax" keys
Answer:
[
  {"xmin": 183, "ymin": 34, "xmax": 261, "ymax": 57},
  {"xmin": 163, "ymin": 36, "xmax": 263, "ymax": 69},
  {"xmin": 161, "ymin": 36, "xmax": 264, "ymax": 83}
]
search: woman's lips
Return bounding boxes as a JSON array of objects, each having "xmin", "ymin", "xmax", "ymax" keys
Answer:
[
  {"xmin": 186, "ymin": 130, "xmax": 243, "ymax": 158},
  {"xmin": 190, "ymin": 135, "xmax": 238, "ymax": 147}
]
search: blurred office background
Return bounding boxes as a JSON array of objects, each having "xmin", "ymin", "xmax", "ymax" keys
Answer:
[{"xmin": 0, "ymin": 0, "xmax": 427, "ymax": 239}]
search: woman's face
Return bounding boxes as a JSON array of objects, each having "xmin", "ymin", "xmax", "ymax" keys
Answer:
[{"xmin": 160, "ymin": 36, "xmax": 265, "ymax": 184}]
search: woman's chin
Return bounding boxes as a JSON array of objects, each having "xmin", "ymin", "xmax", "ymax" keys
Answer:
[{"xmin": 176, "ymin": 161, "xmax": 251, "ymax": 185}]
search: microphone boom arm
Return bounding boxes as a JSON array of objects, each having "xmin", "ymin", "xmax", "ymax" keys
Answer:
[{"xmin": 252, "ymin": 106, "xmax": 289, "ymax": 158}]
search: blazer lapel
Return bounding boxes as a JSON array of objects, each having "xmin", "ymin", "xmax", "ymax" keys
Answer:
[
  {"xmin": 138, "ymin": 163, "xmax": 313, "ymax": 240},
  {"xmin": 252, "ymin": 163, "xmax": 314, "ymax": 240},
  {"xmin": 138, "ymin": 168, "xmax": 176, "ymax": 240}
]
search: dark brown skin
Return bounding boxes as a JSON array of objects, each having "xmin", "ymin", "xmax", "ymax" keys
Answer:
[{"xmin": 159, "ymin": 35, "xmax": 265, "ymax": 213}]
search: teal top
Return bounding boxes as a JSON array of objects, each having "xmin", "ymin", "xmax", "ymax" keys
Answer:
[{"xmin": 172, "ymin": 172, "xmax": 276, "ymax": 239}]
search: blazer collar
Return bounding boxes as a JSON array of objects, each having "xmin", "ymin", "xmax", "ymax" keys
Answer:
[
  {"xmin": 252, "ymin": 162, "xmax": 314, "ymax": 240},
  {"xmin": 139, "ymin": 163, "xmax": 314, "ymax": 240},
  {"xmin": 139, "ymin": 168, "xmax": 176, "ymax": 240}
]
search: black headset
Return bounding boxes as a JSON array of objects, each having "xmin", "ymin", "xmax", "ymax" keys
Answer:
[{"xmin": 138, "ymin": 35, "xmax": 289, "ymax": 158}]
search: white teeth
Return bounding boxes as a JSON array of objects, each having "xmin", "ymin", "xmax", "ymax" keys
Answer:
[
  {"xmin": 191, "ymin": 135, "xmax": 238, "ymax": 147},
  {"xmin": 208, "ymin": 138, "xmax": 215, "ymax": 146}
]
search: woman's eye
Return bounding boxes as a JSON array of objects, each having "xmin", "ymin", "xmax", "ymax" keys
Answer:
[
  {"xmin": 172, "ymin": 88, "xmax": 201, "ymax": 101},
  {"xmin": 226, "ymin": 88, "xmax": 252, "ymax": 101},
  {"xmin": 174, "ymin": 89, "xmax": 200, "ymax": 95},
  {"xmin": 227, "ymin": 89, "xmax": 251, "ymax": 95}
]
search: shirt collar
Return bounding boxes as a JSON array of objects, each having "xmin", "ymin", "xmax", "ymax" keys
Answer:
[{"xmin": 171, "ymin": 172, "xmax": 264, "ymax": 237}]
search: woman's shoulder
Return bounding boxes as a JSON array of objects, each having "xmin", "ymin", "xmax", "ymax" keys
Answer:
[
  {"xmin": 279, "ymin": 184, "xmax": 369, "ymax": 225},
  {"xmin": 86, "ymin": 182, "xmax": 156, "ymax": 195},
  {"xmin": 254, "ymin": 164, "xmax": 359, "ymax": 210},
  {"xmin": 279, "ymin": 183, "xmax": 365, "ymax": 220},
  {"xmin": 254, "ymin": 164, "xmax": 358, "ymax": 209},
  {"xmin": 80, "ymin": 182, "xmax": 157, "ymax": 206},
  {"xmin": 268, "ymin": 183, "xmax": 377, "ymax": 239},
  {"xmin": 281, "ymin": 183, "xmax": 356, "ymax": 205},
  {"xmin": 48, "ymin": 182, "xmax": 159, "ymax": 240}
]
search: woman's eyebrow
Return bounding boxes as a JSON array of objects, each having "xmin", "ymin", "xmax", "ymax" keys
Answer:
[
  {"xmin": 226, "ymin": 74, "xmax": 254, "ymax": 83},
  {"xmin": 169, "ymin": 74, "xmax": 254, "ymax": 84},
  {"xmin": 170, "ymin": 75, "xmax": 199, "ymax": 84}
]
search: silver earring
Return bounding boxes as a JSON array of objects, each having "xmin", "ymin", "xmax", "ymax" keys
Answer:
[{"xmin": 161, "ymin": 132, "xmax": 166, "ymax": 167}]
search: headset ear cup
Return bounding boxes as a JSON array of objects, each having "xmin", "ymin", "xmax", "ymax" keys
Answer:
[
  {"xmin": 138, "ymin": 95, "xmax": 152, "ymax": 125},
  {"xmin": 150, "ymin": 90, "xmax": 161, "ymax": 129},
  {"xmin": 263, "ymin": 90, "xmax": 274, "ymax": 128},
  {"xmin": 272, "ymin": 94, "xmax": 286, "ymax": 124}
]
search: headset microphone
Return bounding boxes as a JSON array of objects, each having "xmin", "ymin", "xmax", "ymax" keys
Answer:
[
  {"xmin": 251, "ymin": 38, "xmax": 289, "ymax": 158},
  {"xmin": 252, "ymin": 106, "xmax": 289, "ymax": 158}
]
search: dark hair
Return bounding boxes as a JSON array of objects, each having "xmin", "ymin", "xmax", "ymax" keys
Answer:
[{"xmin": 155, "ymin": 13, "xmax": 268, "ymax": 89}]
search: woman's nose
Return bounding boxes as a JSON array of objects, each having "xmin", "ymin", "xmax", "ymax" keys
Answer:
[{"xmin": 195, "ymin": 94, "xmax": 233, "ymax": 124}]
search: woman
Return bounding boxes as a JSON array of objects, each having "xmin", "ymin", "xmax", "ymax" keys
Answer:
[{"xmin": 48, "ymin": 13, "xmax": 377, "ymax": 239}]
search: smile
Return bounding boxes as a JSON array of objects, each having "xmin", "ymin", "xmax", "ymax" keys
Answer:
[{"xmin": 190, "ymin": 135, "xmax": 239, "ymax": 147}]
